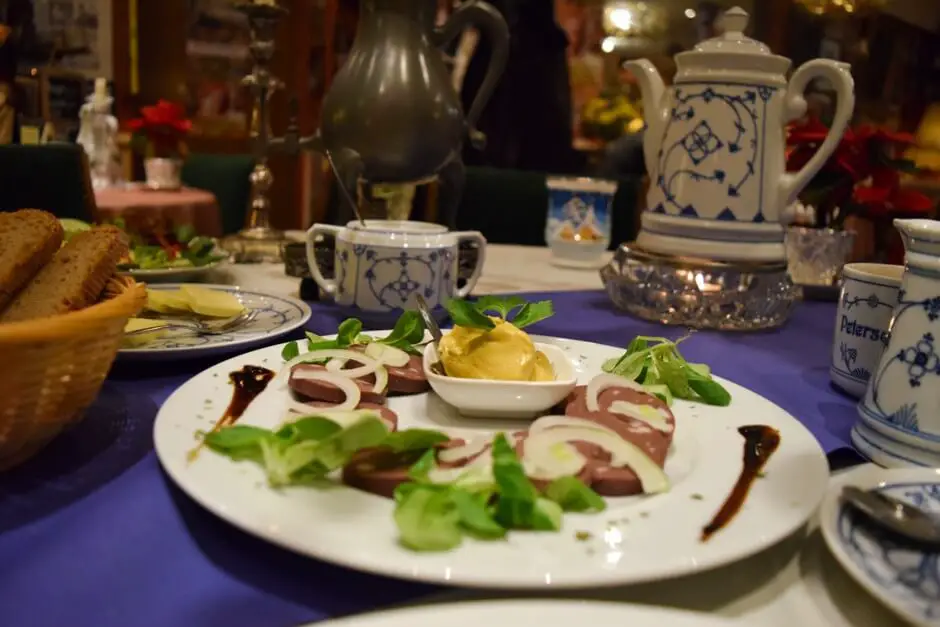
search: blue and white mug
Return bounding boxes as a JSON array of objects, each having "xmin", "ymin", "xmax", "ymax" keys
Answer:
[
  {"xmin": 306, "ymin": 220, "xmax": 487, "ymax": 312},
  {"xmin": 830, "ymin": 263, "xmax": 903, "ymax": 398}
]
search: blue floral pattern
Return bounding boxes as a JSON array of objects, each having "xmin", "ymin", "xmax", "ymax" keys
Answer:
[
  {"xmin": 840, "ymin": 341, "xmax": 872, "ymax": 382},
  {"xmin": 867, "ymin": 289, "xmax": 940, "ymax": 432},
  {"xmin": 837, "ymin": 482, "xmax": 940, "ymax": 622},
  {"xmin": 648, "ymin": 82, "xmax": 776, "ymax": 223},
  {"xmin": 844, "ymin": 292, "xmax": 894, "ymax": 312},
  {"xmin": 335, "ymin": 243, "xmax": 456, "ymax": 312}
]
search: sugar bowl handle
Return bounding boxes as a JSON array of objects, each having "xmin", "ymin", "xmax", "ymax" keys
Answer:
[
  {"xmin": 306, "ymin": 223, "xmax": 342, "ymax": 296},
  {"xmin": 779, "ymin": 60, "xmax": 855, "ymax": 209},
  {"xmin": 452, "ymin": 231, "xmax": 487, "ymax": 298}
]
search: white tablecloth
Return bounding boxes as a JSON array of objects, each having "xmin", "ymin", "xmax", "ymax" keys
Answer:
[{"xmin": 213, "ymin": 244, "xmax": 894, "ymax": 627}]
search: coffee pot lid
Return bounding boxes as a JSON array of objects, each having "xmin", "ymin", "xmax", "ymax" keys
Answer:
[{"xmin": 693, "ymin": 7, "xmax": 771, "ymax": 55}]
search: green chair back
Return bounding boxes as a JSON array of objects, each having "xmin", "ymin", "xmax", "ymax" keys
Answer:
[
  {"xmin": 181, "ymin": 153, "xmax": 254, "ymax": 235},
  {"xmin": 0, "ymin": 143, "xmax": 95, "ymax": 221}
]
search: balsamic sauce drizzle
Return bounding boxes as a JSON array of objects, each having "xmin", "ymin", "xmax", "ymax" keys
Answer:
[
  {"xmin": 701, "ymin": 425, "xmax": 781, "ymax": 542},
  {"xmin": 188, "ymin": 365, "xmax": 275, "ymax": 462}
]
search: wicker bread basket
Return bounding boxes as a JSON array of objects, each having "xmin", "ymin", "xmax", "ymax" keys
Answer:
[{"xmin": 0, "ymin": 277, "xmax": 147, "ymax": 470}]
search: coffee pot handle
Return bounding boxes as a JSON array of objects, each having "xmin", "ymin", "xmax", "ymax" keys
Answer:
[
  {"xmin": 433, "ymin": 1, "xmax": 509, "ymax": 148},
  {"xmin": 779, "ymin": 60, "xmax": 855, "ymax": 209}
]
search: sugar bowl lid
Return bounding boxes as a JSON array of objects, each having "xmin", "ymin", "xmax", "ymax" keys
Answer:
[{"xmin": 693, "ymin": 7, "xmax": 771, "ymax": 55}]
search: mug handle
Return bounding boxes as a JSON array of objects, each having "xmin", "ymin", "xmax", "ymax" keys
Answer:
[
  {"xmin": 453, "ymin": 231, "xmax": 487, "ymax": 298},
  {"xmin": 306, "ymin": 223, "xmax": 341, "ymax": 296}
]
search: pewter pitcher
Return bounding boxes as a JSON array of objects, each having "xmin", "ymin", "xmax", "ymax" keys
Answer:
[{"xmin": 320, "ymin": 0, "xmax": 509, "ymax": 185}]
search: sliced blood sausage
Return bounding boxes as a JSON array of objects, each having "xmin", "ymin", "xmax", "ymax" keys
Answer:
[
  {"xmin": 561, "ymin": 385, "xmax": 675, "ymax": 497},
  {"xmin": 343, "ymin": 348, "xmax": 429, "ymax": 395},
  {"xmin": 302, "ymin": 401, "xmax": 399, "ymax": 431},
  {"xmin": 342, "ymin": 448, "xmax": 425, "ymax": 499},
  {"xmin": 289, "ymin": 363, "xmax": 386, "ymax": 405}
]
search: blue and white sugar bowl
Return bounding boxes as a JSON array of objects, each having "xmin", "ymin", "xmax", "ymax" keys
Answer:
[
  {"xmin": 625, "ymin": 6, "xmax": 855, "ymax": 264},
  {"xmin": 856, "ymin": 219, "xmax": 940, "ymax": 468},
  {"xmin": 306, "ymin": 220, "xmax": 487, "ymax": 314}
]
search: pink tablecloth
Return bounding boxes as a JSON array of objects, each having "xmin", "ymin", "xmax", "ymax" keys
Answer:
[{"xmin": 94, "ymin": 186, "xmax": 222, "ymax": 237}]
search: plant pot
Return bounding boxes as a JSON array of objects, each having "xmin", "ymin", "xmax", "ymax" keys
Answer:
[
  {"xmin": 144, "ymin": 158, "xmax": 182, "ymax": 191},
  {"xmin": 785, "ymin": 227, "xmax": 856, "ymax": 286}
]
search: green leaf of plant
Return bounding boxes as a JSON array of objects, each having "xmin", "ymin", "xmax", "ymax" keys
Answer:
[
  {"xmin": 281, "ymin": 341, "xmax": 300, "ymax": 361},
  {"xmin": 336, "ymin": 318, "xmax": 363, "ymax": 347},
  {"xmin": 381, "ymin": 310, "xmax": 426, "ymax": 349},
  {"xmin": 451, "ymin": 489, "xmax": 506, "ymax": 539},
  {"xmin": 407, "ymin": 448, "xmax": 438, "ymax": 482},
  {"xmin": 203, "ymin": 425, "xmax": 272, "ymax": 451},
  {"xmin": 393, "ymin": 484, "xmax": 463, "ymax": 551},
  {"xmin": 491, "ymin": 433, "xmax": 540, "ymax": 529},
  {"xmin": 383, "ymin": 428, "xmax": 450, "ymax": 454},
  {"xmin": 544, "ymin": 476, "xmax": 607, "ymax": 513},
  {"xmin": 511, "ymin": 300, "xmax": 555, "ymax": 329},
  {"xmin": 474, "ymin": 295, "xmax": 526, "ymax": 319},
  {"xmin": 444, "ymin": 298, "xmax": 496, "ymax": 330}
]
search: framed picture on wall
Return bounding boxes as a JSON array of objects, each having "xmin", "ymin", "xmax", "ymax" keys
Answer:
[{"xmin": 31, "ymin": 0, "xmax": 112, "ymax": 79}]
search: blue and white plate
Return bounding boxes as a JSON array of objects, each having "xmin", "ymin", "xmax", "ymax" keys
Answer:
[
  {"xmin": 820, "ymin": 466, "xmax": 940, "ymax": 627},
  {"xmin": 118, "ymin": 283, "xmax": 311, "ymax": 362}
]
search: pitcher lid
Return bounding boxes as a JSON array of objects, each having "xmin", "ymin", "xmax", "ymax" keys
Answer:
[{"xmin": 693, "ymin": 7, "xmax": 771, "ymax": 55}]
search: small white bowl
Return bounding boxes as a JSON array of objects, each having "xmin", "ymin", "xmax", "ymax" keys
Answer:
[{"xmin": 422, "ymin": 340, "xmax": 577, "ymax": 419}]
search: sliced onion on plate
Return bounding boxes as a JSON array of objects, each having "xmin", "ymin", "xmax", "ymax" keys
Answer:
[
  {"xmin": 280, "ymin": 349, "xmax": 380, "ymax": 382},
  {"xmin": 289, "ymin": 370, "xmax": 362, "ymax": 410},
  {"xmin": 585, "ymin": 374, "xmax": 650, "ymax": 412},
  {"xmin": 523, "ymin": 440, "xmax": 587, "ymax": 481},
  {"xmin": 523, "ymin": 425, "xmax": 670, "ymax": 494},
  {"xmin": 363, "ymin": 342, "xmax": 411, "ymax": 367},
  {"xmin": 607, "ymin": 400, "xmax": 674, "ymax": 433},
  {"xmin": 529, "ymin": 415, "xmax": 620, "ymax": 437},
  {"xmin": 437, "ymin": 436, "xmax": 492, "ymax": 464}
]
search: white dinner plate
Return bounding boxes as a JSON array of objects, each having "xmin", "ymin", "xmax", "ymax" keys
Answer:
[
  {"xmin": 154, "ymin": 333, "xmax": 829, "ymax": 589},
  {"xmin": 820, "ymin": 466, "xmax": 940, "ymax": 626},
  {"xmin": 118, "ymin": 284, "xmax": 311, "ymax": 361},
  {"xmin": 307, "ymin": 600, "xmax": 737, "ymax": 627},
  {"xmin": 123, "ymin": 259, "xmax": 225, "ymax": 283}
]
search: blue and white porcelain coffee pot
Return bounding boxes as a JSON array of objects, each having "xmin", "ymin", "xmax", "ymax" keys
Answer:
[{"xmin": 626, "ymin": 7, "xmax": 855, "ymax": 263}]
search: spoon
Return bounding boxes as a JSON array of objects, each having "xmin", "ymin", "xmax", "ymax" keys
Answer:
[
  {"xmin": 841, "ymin": 485, "xmax": 940, "ymax": 547},
  {"xmin": 415, "ymin": 294, "xmax": 447, "ymax": 376},
  {"xmin": 324, "ymin": 148, "xmax": 367, "ymax": 227}
]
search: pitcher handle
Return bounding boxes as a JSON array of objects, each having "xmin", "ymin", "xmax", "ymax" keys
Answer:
[
  {"xmin": 779, "ymin": 60, "xmax": 855, "ymax": 208},
  {"xmin": 306, "ymin": 223, "xmax": 341, "ymax": 296},
  {"xmin": 432, "ymin": 1, "xmax": 509, "ymax": 149},
  {"xmin": 452, "ymin": 231, "xmax": 487, "ymax": 298}
]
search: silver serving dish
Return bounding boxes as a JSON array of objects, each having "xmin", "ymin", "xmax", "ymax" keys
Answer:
[{"xmin": 600, "ymin": 243, "xmax": 799, "ymax": 331}]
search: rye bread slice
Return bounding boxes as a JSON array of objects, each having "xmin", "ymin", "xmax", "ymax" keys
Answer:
[
  {"xmin": 0, "ymin": 225, "xmax": 129, "ymax": 323},
  {"xmin": 0, "ymin": 210, "xmax": 64, "ymax": 311}
]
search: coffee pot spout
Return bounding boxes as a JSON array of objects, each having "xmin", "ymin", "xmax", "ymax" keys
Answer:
[{"xmin": 623, "ymin": 59, "xmax": 667, "ymax": 176}]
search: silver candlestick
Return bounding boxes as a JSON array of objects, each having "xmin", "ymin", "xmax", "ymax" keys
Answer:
[{"xmin": 222, "ymin": 0, "xmax": 291, "ymax": 263}]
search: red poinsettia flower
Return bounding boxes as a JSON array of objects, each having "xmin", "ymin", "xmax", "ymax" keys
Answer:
[{"xmin": 128, "ymin": 100, "xmax": 192, "ymax": 158}]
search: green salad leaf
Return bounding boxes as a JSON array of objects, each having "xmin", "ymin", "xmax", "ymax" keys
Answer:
[
  {"xmin": 444, "ymin": 298, "xmax": 496, "ymax": 330},
  {"xmin": 444, "ymin": 296, "xmax": 555, "ymax": 331},
  {"xmin": 602, "ymin": 335, "xmax": 731, "ymax": 407},
  {"xmin": 391, "ymin": 432, "xmax": 605, "ymax": 551},
  {"xmin": 204, "ymin": 413, "xmax": 403, "ymax": 487},
  {"xmin": 280, "ymin": 311, "xmax": 427, "ymax": 363}
]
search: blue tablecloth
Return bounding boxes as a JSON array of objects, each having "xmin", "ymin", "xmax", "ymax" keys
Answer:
[{"xmin": 0, "ymin": 291, "xmax": 860, "ymax": 627}]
